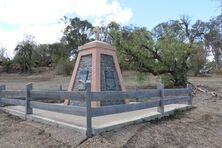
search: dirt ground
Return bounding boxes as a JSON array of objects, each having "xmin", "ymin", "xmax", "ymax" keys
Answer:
[{"xmin": 0, "ymin": 72, "xmax": 222, "ymax": 148}]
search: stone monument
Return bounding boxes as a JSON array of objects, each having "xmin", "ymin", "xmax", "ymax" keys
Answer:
[{"xmin": 64, "ymin": 29, "xmax": 125, "ymax": 107}]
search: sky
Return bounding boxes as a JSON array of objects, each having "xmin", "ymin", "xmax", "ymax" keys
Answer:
[{"xmin": 0, "ymin": 0, "xmax": 221, "ymax": 58}]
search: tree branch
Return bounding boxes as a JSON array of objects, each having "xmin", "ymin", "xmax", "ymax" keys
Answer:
[
  {"xmin": 141, "ymin": 44, "xmax": 162, "ymax": 62},
  {"xmin": 121, "ymin": 45, "xmax": 173, "ymax": 75}
]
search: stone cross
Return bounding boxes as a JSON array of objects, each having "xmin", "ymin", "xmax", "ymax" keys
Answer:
[{"xmin": 93, "ymin": 26, "xmax": 100, "ymax": 40}]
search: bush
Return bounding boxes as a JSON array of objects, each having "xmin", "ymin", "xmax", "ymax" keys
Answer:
[
  {"xmin": 55, "ymin": 59, "xmax": 74, "ymax": 75},
  {"xmin": 2, "ymin": 59, "xmax": 14, "ymax": 73},
  {"xmin": 161, "ymin": 74, "xmax": 175, "ymax": 88},
  {"xmin": 136, "ymin": 72, "xmax": 146, "ymax": 86}
]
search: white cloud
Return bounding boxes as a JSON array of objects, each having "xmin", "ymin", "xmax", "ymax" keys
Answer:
[
  {"xmin": 72, "ymin": 0, "xmax": 132, "ymax": 24},
  {"xmin": 0, "ymin": 0, "xmax": 132, "ymax": 58},
  {"xmin": 0, "ymin": 23, "xmax": 66, "ymax": 58}
]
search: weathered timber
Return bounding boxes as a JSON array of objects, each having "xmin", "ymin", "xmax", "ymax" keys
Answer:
[
  {"xmin": 1, "ymin": 90, "xmax": 25, "ymax": 98},
  {"xmin": 91, "ymin": 89, "xmax": 160, "ymax": 101},
  {"xmin": 86, "ymin": 81, "xmax": 92, "ymax": 137},
  {"xmin": 25, "ymin": 83, "xmax": 33, "ymax": 115},
  {"xmin": 163, "ymin": 96, "xmax": 191, "ymax": 105},
  {"xmin": 187, "ymin": 84, "xmax": 192, "ymax": 105},
  {"xmin": 0, "ymin": 85, "xmax": 6, "ymax": 106},
  {"xmin": 164, "ymin": 88, "xmax": 189, "ymax": 96},
  {"xmin": 91, "ymin": 100, "xmax": 160, "ymax": 117},
  {"xmin": 30, "ymin": 101, "xmax": 86, "ymax": 116},
  {"xmin": 0, "ymin": 98, "xmax": 26, "ymax": 106},
  {"xmin": 194, "ymin": 85, "xmax": 222, "ymax": 100},
  {"xmin": 157, "ymin": 84, "xmax": 164, "ymax": 114},
  {"xmin": 30, "ymin": 91, "xmax": 86, "ymax": 101}
]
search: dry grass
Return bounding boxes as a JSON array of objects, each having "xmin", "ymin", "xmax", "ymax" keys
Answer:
[
  {"xmin": 189, "ymin": 74, "xmax": 222, "ymax": 92},
  {"xmin": 0, "ymin": 72, "xmax": 70, "ymax": 90},
  {"xmin": 0, "ymin": 71, "xmax": 159, "ymax": 90}
]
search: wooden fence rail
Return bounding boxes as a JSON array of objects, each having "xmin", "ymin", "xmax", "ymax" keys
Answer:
[
  {"xmin": 91, "ymin": 89, "xmax": 160, "ymax": 101},
  {"xmin": 0, "ymin": 98, "xmax": 26, "ymax": 106},
  {"xmin": 0, "ymin": 83, "xmax": 192, "ymax": 137},
  {"xmin": 91, "ymin": 101, "xmax": 160, "ymax": 117},
  {"xmin": 1, "ymin": 90, "xmax": 25, "ymax": 97},
  {"xmin": 30, "ymin": 101, "xmax": 86, "ymax": 116},
  {"xmin": 30, "ymin": 90, "xmax": 86, "ymax": 101}
]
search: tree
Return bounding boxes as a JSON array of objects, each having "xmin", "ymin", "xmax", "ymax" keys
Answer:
[
  {"xmin": 110, "ymin": 17, "xmax": 206, "ymax": 87},
  {"xmin": 32, "ymin": 44, "xmax": 51, "ymax": 67},
  {"xmin": 14, "ymin": 35, "xmax": 36, "ymax": 73},
  {"xmin": 152, "ymin": 17, "xmax": 207, "ymax": 86},
  {"xmin": 204, "ymin": 15, "xmax": 222, "ymax": 70},
  {"xmin": 190, "ymin": 43, "xmax": 208, "ymax": 76},
  {"xmin": 61, "ymin": 17, "xmax": 93, "ymax": 57},
  {"xmin": 0, "ymin": 47, "xmax": 7, "ymax": 64},
  {"xmin": 48, "ymin": 42, "xmax": 69, "ymax": 64},
  {"xmin": 217, "ymin": 0, "xmax": 222, "ymax": 12}
]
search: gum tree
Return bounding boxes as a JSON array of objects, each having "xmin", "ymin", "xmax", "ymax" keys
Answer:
[
  {"xmin": 109, "ymin": 17, "xmax": 206, "ymax": 87},
  {"xmin": 61, "ymin": 17, "xmax": 93, "ymax": 57}
]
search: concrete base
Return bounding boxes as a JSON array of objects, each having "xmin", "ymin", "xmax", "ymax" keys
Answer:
[{"xmin": 0, "ymin": 104, "xmax": 191, "ymax": 135}]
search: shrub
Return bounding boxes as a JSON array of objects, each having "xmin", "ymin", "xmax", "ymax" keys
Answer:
[
  {"xmin": 161, "ymin": 74, "xmax": 175, "ymax": 88},
  {"xmin": 136, "ymin": 71, "xmax": 147, "ymax": 86},
  {"xmin": 2, "ymin": 59, "xmax": 13, "ymax": 73},
  {"xmin": 55, "ymin": 59, "xmax": 74, "ymax": 75}
]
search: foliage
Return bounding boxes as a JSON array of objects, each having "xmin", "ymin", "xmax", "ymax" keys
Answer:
[
  {"xmin": 110, "ymin": 26, "xmax": 187, "ymax": 86},
  {"xmin": 14, "ymin": 35, "xmax": 36, "ymax": 73},
  {"xmin": 0, "ymin": 47, "xmax": 7, "ymax": 63},
  {"xmin": 136, "ymin": 72, "xmax": 146, "ymax": 86},
  {"xmin": 190, "ymin": 43, "xmax": 208, "ymax": 76},
  {"xmin": 204, "ymin": 15, "xmax": 222, "ymax": 70},
  {"xmin": 218, "ymin": 0, "xmax": 222, "ymax": 12},
  {"xmin": 55, "ymin": 59, "xmax": 74, "ymax": 75},
  {"xmin": 32, "ymin": 44, "xmax": 51, "ymax": 67},
  {"xmin": 109, "ymin": 16, "xmax": 209, "ymax": 87},
  {"xmin": 48, "ymin": 42, "xmax": 69, "ymax": 65},
  {"xmin": 61, "ymin": 17, "xmax": 93, "ymax": 57},
  {"xmin": 2, "ymin": 59, "xmax": 13, "ymax": 73}
]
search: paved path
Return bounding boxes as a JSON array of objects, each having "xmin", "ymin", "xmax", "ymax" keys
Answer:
[{"xmin": 1, "ymin": 104, "xmax": 189, "ymax": 134}]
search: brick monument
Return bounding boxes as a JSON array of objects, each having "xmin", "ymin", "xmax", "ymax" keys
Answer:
[{"xmin": 64, "ymin": 40, "xmax": 126, "ymax": 107}]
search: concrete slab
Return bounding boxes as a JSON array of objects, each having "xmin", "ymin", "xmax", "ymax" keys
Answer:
[{"xmin": 0, "ymin": 103, "xmax": 190, "ymax": 135}]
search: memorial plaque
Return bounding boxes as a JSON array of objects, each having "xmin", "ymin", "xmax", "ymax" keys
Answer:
[
  {"xmin": 78, "ymin": 70, "xmax": 89, "ymax": 90},
  {"xmin": 73, "ymin": 54, "xmax": 92, "ymax": 91},
  {"xmin": 100, "ymin": 54, "xmax": 124, "ymax": 106},
  {"xmin": 101, "ymin": 54, "xmax": 121, "ymax": 91},
  {"xmin": 104, "ymin": 70, "xmax": 116, "ymax": 90}
]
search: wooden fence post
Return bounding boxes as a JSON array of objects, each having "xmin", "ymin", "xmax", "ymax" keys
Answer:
[
  {"xmin": 59, "ymin": 85, "xmax": 62, "ymax": 91},
  {"xmin": 157, "ymin": 83, "xmax": 164, "ymax": 115},
  {"xmin": 187, "ymin": 84, "xmax": 192, "ymax": 105},
  {"xmin": 25, "ymin": 83, "xmax": 33, "ymax": 118},
  {"xmin": 86, "ymin": 80, "xmax": 92, "ymax": 137},
  {"xmin": 0, "ymin": 85, "xmax": 6, "ymax": 107}
]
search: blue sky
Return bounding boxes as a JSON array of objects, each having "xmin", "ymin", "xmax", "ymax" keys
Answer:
[
  {"xmin": 119, "ymin": 0, "xmax": 220, "ymax": 29},
  {"xmin": 0, "ymin": 0, "xmax": 220, "ymax": 58}
]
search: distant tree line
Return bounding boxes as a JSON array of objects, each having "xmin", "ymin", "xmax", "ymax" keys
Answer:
[{"xmin": 0, "ymin": 13, "xmax": 221, "ymax": 87}]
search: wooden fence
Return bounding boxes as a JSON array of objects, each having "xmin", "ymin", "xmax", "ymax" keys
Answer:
[{"xmin": 0, "ymin": 82, "xmax": 192, "ymax": 137}]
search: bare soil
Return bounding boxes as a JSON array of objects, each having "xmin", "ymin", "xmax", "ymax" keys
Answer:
[{"xmin": 0, "ymin": 72, "xmax": 222, "ymax": 148}]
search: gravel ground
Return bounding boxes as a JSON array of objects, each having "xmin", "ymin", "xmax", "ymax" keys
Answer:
[
  {"xmin": 0, "ymin": 112, "xmax": 86, "ymax": 148},
  {"xmin": 0, "ymin": 73, "xmax": 222, "ymax": 147}
]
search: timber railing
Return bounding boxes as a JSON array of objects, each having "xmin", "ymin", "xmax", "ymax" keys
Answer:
[{"xmin": 0, "ymin": 82, "xmax": 192, "ymax": 137}]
